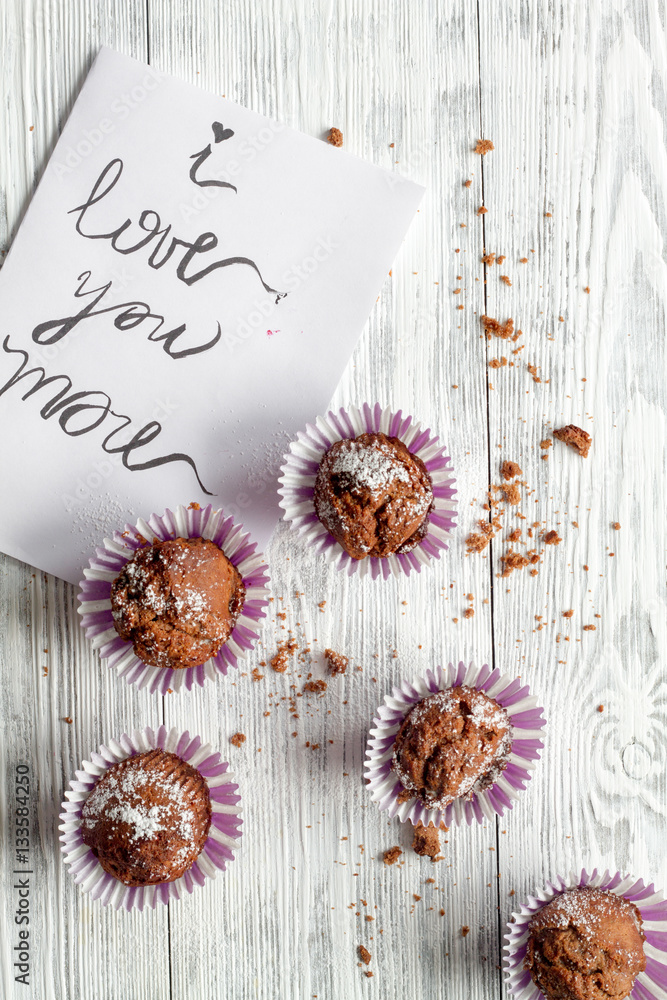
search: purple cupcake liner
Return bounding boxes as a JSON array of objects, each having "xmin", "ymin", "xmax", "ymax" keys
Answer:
[
  {"xmin": 77, "ymin": 503, "xmax": 270, "ymax": 695},
  {"xmin": 59, "ymin": 725, "xmax": 242, "ymax": 911},
  {"xmin": 277, "ymin": 403, "xmax": 457, "ymax": 579},
  {"xmin": 364, "ymin": 661, "xmax": 545, "ymax": 828},
  {"xmin": 504, "ymin": 869, "xmax": 667, "ymax": 1000}
]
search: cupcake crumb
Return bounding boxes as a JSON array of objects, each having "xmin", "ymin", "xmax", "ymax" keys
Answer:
[
  {"xmin": 325, "ymin": 648, "xmax": 348, "ymax": 675},
  {"xmin": 481, "ymin": 315, "xmax": 519, "ymax": 341},
  {"xmin": 412, "ymin": 822, "xmax": 442, "ymax": 860},
  {"xmin": 271, "ymin": 637, "xmax": 298, "ymax": 673},
  {"xmin": 543, "ymin": 530, "xmax": 561, "ymax": 545},
  {"xmin": 553, "ymin": 424, "xmax": 591, "ymax": 457},
  {"xmin": 383, "ymin": 846, "xmax": 402, "ymax": 866},
  {"xmin": 230, "ymin": 732, "xmax": 246, "ymax": 747},
  {"xmin": 327, "ymin": 127, "xmax": 343, "ymax": 147},
  {"xmin": 475, "ymin": 139, "xmax": 494, "ymax": 155},
  {"xmin": 304, "ymin": 679, "xmax": 328, "ymax": 695},
  {"xmin": 358, "ymin": 945, "xmax": 371, "ymax": 965},
  {"xmin": 500, "ymin": 460, "xmax": 522, "ymax": 481}
]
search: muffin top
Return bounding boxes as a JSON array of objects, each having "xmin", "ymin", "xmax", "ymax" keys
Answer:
[
  {"xmin": 525, "ymin": 887, "xmax": 646, "ymax": 1000},
  {"xmin": 313, "ymin": 432, "xmax": 433, "ymax": 560},
  {"xmin": 111, "ymin": 537, "xmax": 245, "ymax": 670},
  {"xmin": 392, "ymin": 686, "xmax": 512, "ymax": 810},
  {"xmin": 81, "ymin": 748, "xmax": 211, "ymax": 886}
]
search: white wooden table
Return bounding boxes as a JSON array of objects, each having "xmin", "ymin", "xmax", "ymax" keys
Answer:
[{"xmin": 1, "ymin": 2, "xmax": 666, "ymax": 997}]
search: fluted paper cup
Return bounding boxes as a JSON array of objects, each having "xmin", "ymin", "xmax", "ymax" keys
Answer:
[
  {"xmin": 278, "ymin": 403, "xmax": 457, "ymax": 579},
  {"xmin": 59, "ymin": 725, "xmax": 242, "ymax": 911},
  {"xmin": 78, "ymin": 503, "xmax": 270, "ymax": 695},
  {"xmin": 364, "ymin": 661, "xmax": 545, "ymax": 827},
  {"xmin": 503, "ymin": 868, "xmax": 667, "ymax": 1000}
]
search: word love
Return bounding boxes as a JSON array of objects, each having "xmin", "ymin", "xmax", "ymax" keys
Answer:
[{"xmin": 69, "ymin": 158, "xmax": 286, "ymax": 303}]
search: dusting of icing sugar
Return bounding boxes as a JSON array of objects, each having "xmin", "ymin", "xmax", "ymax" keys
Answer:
[
  {"xmin": 328, "ymin": 437, "xmax": 411, "ymax": 495},
  {"xmin": 82, "ymin": 755, "xmax": 198, "ymax": 846},
  {"xmin": 531, "ymin": 888, "xmax": 644, "ymax": 939}
]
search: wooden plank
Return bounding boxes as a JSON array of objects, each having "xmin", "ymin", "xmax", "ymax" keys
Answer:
[
  {"xmin": 476, "ymin": 0, "xmax": 667, "ymax": 973},
  {"xmin": 148, "ymin": 1, "xmax": 498, "ymax": 997},
  {"xmin": 0, "ymin": 6, "xmax": 174, "ymax": 1000}
]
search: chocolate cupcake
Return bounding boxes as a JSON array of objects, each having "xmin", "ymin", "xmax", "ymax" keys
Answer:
[
  {"xmin": 524, "ymin": 887, "xmax": 645, "ymax": 1000},
  {"xmin": 81, "ymin": 748, "xmax": 211, "ymax": 886},
  {"xmin": 392, "ymin": 685, "xmax": 513, "ymax": 811},
  {"xmin": 366, "ymin": 662, "xmax": 545, "ymax": 828},
  {"xmin": 110, "ymin": 537, "xmax": 245, "ymax": 670},
  {"xmin": 279, "ymin": 405, "xmax": 457, "ymax": 580},
  {"xmin": 79, "ymin": 505, "xmax": 270, "ymax": 695},
  {"xmin": 313, "ymin": 432, "xmax": 433, "ymax": 560}
]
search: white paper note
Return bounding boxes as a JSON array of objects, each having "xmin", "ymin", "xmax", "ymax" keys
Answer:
[{"xmin": 0, "ymin": 47, "xmax": 424, "ymax": 583}]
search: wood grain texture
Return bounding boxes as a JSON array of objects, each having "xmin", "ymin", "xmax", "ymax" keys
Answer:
[{"xmin": 0, "ymin": 0, "xmax": 665, "ymax": 998}]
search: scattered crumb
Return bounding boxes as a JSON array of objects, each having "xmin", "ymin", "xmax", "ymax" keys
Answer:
[
  {"xmin": 42, "ymin": 666, "xmax": 48, "ymax": 676},
  {"xmin": 230, "ymin": 732, "xmax": 246, "ymax": 747},
  {"xmin": 481, "ymin": 315, "xmax": 518, "ymax": 341},
  {"xmin": 358, "ymin": 945, "xmax": 371, "ymax": 965},
  {"xmin": 464, "ymin": 179, "xmax": 472, "ymax": 187},
  {"xmin": 527, "ymin": 363, "xmax": 545, "ymax": 384},
  {"xmin": 63, "ymin": 716, "xmax": 73, "ymax": 724},
  {"xmin": 508, "ymin": 528, "xmax": 521, "ymax": 543},
  {"xmin": 540, "ymin": 439, "xmax": 552, "ymax": 450},
  {"xmin": 500, "ymin": 482, "xmax": 521, "ymax": 505},
  {"xmin": 500, "ymin": 274, "xmax": 511, "ymax": 286},
  {"xmin": 271, "ymin": 637, "xmax": 298, "ymax": 673},
  {"xmin": 412, "ymin": 822, "xmax": 442, "ymax": 860},
  {"xmin": 543, "ymin": 530, "xmax": 561, "ymax": 545},
  {"xmin": 304, "ymin": 680, "xmax": 328, "ymax": 695},
  {"xmin": 482, "ymin": 252, "xmax": 496, "ymax": 266},
  {"xmin": 583, "ymin": 625, "xmax": 597, "ymax": 631},
  {"xmin": 251, "ymin": 667, "xmax": 264, "ymax": 682},
  {"xmin": 520, "ymin": 257, "xmax": 528, "ymax": 263},
  {"xmin": 461, "ymin": 926, "xmax": 470, "ymax": 937},
  {"xmin": 500, "ymin": 460, "xmax": 522, "ymax": 481},
  {"xmin": 496, "ymin": 255, "xmax": 506, "ymax": 265},
  {"xmin": 584, "ymin": 286, "xmax": 590, "ymax": 293},
  {"xmin": 612, "ymin": 522, "xmax": 621, "ymax": 530},
  {"xmin": 563, "ymin": 610, "xmax": 574, "ymax": 618},
  {"xmin": 597, "ymin": 705, "xmax": 604, "ymax": 712},
  {"xmin": 466, "ymin": 532, "xmax": 490, "ymax": 554},
  {"xmin": 327, "ymin": 127, "xmax": 343, "ymax": 147},
  {"xmin": 477, "ymin": 205, "xmax": 487, "ymax": 215},
  {"xmin": 475, "ymin": 139, "xmax": 494, "ymax": 155},
  {"xmin": 325, "ymin": 648, "xmax": 348, "ymax": 675},
  {"xmin": 553, "ymin": 424, "xmax": 592, "ymax": 458},
  {"xmin": 463, "ymin": 608, "xmax": 474, "ymax": 619},
  {"xmin": 500, "ymin": 549, "xmax": 540, "ymax": 577},
  {"xmin": 489, "ymin": 357, "xmax": 507, "ymax": 369},
  {"xmin": 383, "ymin": 846, "xmax": 402, "ymax": 866},
  {"xmin": 188, "ymin": 501, "xmax": 201, "ymax": 510}
]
